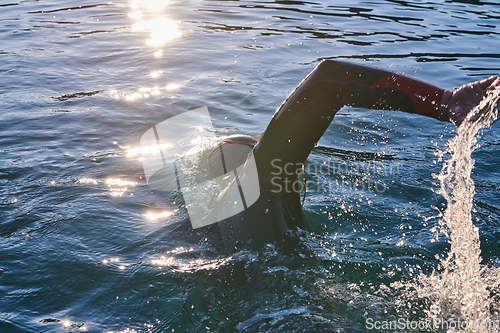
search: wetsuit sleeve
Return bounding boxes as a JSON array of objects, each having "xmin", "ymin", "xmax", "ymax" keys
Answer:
[{"xmin": 254, "ymin": 59, "xmax": 450, "ymax": 181}]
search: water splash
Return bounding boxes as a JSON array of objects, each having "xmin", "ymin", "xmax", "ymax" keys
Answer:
[{"xmin": 425, "ymin": 87, "xmax": 500, "ymax": 332}]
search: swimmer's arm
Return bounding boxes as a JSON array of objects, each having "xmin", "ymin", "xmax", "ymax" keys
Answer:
[
  {"xmin": 353, "ymin": 71, "xmax": 499, "ymax": 125},
  {"xmin": 254, "ymin": 60, "xmax": 498, "ymax": 179}
]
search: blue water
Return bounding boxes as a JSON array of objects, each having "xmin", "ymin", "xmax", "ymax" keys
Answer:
[{"xmin": 1, "ymin": 0, "xmax": 499, "ymax": 332}]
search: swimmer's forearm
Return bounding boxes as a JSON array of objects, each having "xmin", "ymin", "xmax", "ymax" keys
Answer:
[{"xmin": 365, "ymin": 71, "xmax": 452, "ymax": 120}]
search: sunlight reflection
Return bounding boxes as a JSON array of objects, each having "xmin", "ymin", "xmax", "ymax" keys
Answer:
[
  {"xmin": 167, "ymin": 246, "xmax": 195, "ymax": 254},
  {"xmin": 126, "ymin": 143, "xmax": 172, "ymax": 157},
  {"xmin": 106, "ymin": 178, "xmax": 137, "ymax": 197},
  {"xmin": 151, "ymin": 248, "xmax": 232, "ymax": 272},
  {"xmin": 77, "ymin": 178, "xmax": 98, "ymax": 185},
  {"xmin": 145, "ymin": 209, "xmax": 177, "ymax": 221},
  {"xmin": 189, "ymin": 136, "xmax": 202, "ymax": 145},
  {"xmin": 132, "ymin": 17, "xmax": 181, "ymax": 46},
  {"xmin": 61, "ymin": 319, "xmax": 87, "ymax": 331},
  {"xmin": 128, "ymin": 10, "xmax": 142, "ymax": 19},
  {"xmin": 102, "ymin": 258, "xmax": 120, "ymax": 264},
  {"xmin": 131, "ymin": 0, "xmax": 169, "ymax": 11},
  {"xmin": 109, "ymin": 89, "xmax": 120, "ymax": 98},
  {"xmin": 152, "ymin": 257, "xmax": 233, "ymax": 272},
  {"xmin": 166, "ymin": 83, "xmax": 179, "ymax": 90},
  {"xmin": 127, "ymin": 0, "xmax": 180, "ymax": 99},
  {"xmin": 123, "ymin": 83, "xmax": 180, "ymax": 101},
  {"xmin": 107, "ymin": 328, "xmax": 138, "ymax": 333},
  {"xmin": 77, "ymin": 177, "xmax": 138, "ymax": 197}
]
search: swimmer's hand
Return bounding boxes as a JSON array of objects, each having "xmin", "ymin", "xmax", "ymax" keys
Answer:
[{"xmin": 439, "ymin": 76, "xmax": 500, "ymax": 126}]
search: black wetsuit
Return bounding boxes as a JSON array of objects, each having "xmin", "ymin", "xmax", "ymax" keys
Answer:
[{"xmin": 217, "ymin": 60, "xmax": 448, "ymax": 250}]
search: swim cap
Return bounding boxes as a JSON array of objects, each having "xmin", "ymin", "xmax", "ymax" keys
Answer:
[{"xmin": 207, "ymin": 135, "xmax": 257, "ymax": 177}]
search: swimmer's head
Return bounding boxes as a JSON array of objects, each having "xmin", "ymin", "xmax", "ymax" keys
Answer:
[{"xmin": 207, "ymin": 135, "xmax": 257, "ymax": 177}]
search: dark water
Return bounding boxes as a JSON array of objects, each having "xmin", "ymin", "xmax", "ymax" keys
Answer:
[{"xmin": 1, "ymin": 0, "xmax": 500, "ymax": 332}]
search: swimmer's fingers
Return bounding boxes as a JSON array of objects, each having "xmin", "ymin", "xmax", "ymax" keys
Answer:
[
  {"xmin": 470, "ymin": 76, "xmax": 500, "ymax": 123},
  {"xmin": 480, "ymin": 76, "xmax": 500, "ymax": 91}
]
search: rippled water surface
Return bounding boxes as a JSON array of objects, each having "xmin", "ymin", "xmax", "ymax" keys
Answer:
[{"xmin": 1, "ymin": 0, "xmax": 500, "ymax": 332}]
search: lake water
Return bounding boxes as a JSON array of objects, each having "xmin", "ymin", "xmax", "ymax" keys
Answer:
[{"xmin": 1, "ymin": 0, "xmax": 500, "ymax": 332}]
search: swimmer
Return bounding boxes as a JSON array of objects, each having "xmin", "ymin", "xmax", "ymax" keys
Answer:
[{"xmin": 207, "ymin": 60, "xmax": 499, "ymax": 250}]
